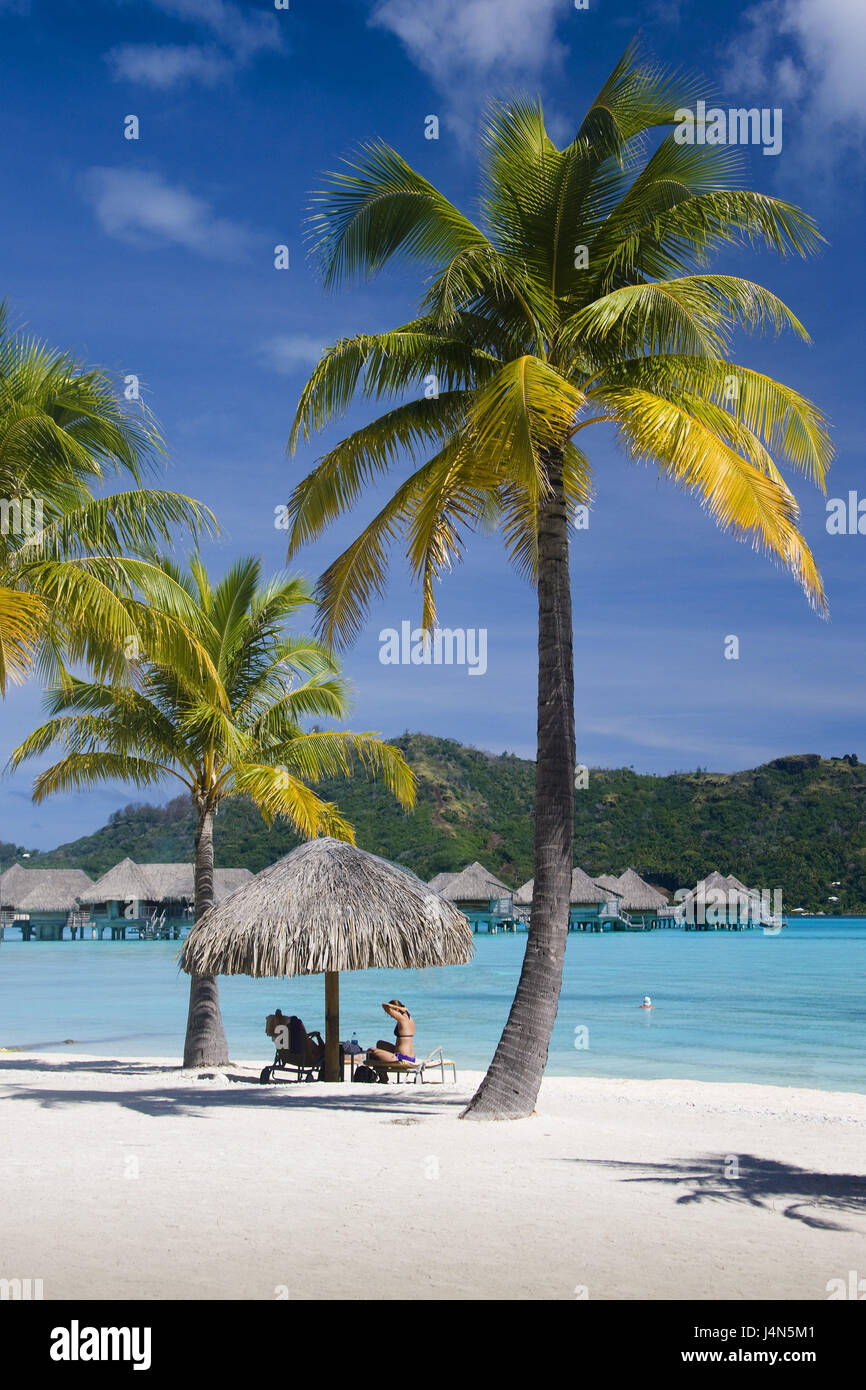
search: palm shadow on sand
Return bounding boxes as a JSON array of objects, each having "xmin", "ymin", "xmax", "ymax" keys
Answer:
[{"xmin": 572, "ymin": 1154, "xmax": 866, "ymax": 1231}]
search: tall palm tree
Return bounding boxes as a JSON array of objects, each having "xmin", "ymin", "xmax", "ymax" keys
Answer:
[
  {"xmin": 11, "ymin": 556, "xmax": 416, "ymax": 1067},
  {"xmin": 282, "ymin": 44, "xmax": 832, "ymax": 1119},
  {"xmin": 0, "ymin": 303, "xmax": 214, "ymax": 691}
]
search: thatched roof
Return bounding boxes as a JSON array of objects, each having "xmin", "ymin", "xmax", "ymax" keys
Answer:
[
  {"xmin": 436, "ymin": 861, "xmax": 510, "ymax": 903},
  {"xmin": 78, "ymin": 858, "xmax": 253, "ymax": 905},
  {"xmin": 514, "ymin": 867, "xmax": 608, "ymax": 908},
  {"xmin": 593, "ymin": 874, "xmax": 624, "ymax": 897},
  {"xmin": 181, "ymin": 838, "xmax": 474, "ymax": 978},
  {"xmin": 681, "ymin": 871, "xmax": 757, "ymax": 908},
  {"xmin": 0, "ymin": 866, "xmax": 93, "ymax": 912},
  {"xmin": 570, "ymin": 867, "xmax": 609, "ymax": 904},
  {"xmin": 212, "ymin": 868, "xmax": 256, "ymax": 901},
  {"xmin": 705, "ymin": 871, "xmax": 753, "ymax": 896},
  {"xmin": 78, "ymin": 857, "xmax": 152, "ymax": 904},
  {"xmin": 611, "ymin": 868, "xmax": 669, "ymax": 911},
  {"xmin": 513, "ymin": 877, "xmax": 533, "ymax": 906},
  {"xmin": 682, "ymin": 870, "xmax": 753, "ymax": 895},
  {"xmin": 0, "ymin": 863, "xmax": 33, "ymax": 903},
  {"xmin": 427, "ymin": 871, "xmax": 456, "ymax": 893}
]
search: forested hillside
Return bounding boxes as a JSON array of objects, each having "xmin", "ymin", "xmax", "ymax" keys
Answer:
[{"xmin": 5, "ymin": 738, "xmax": 865, "ymax": 912}]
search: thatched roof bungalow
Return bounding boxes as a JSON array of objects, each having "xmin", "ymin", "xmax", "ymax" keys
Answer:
[
  {"xmin": 14, "ymin": 871, "xmax": 95, "ymax": 914},
  {"xmin": 430, "ymin": 861, "xmax": 513, "ymax": 932},
  {"xmin": 0, "ymin": 865, "xmax": 94, "ymax": 940},
  {"xmin": 679, "ymin": 870, "xmax": 764, "ymax": 926},
  {"xmin": 612, "ymin": 868, "xmax": 669, "ymax": 912},
  {"xmin": 592, "ymin": 868, "xmax": 669, "ymax": 926},
  {"xmin": 1, "ymin": 865, "xmax": 93, "ymax": 911},
  {"xmin": 434, "ymin": 862, "xmax": 509, "ymax": 902},
  {"xmin": 78, "ymin": 857, "xmax": 253, "ymax": 919},
  {"xmin": 515, "ymin": 867, "xmax": 608, "ymax": 908}
]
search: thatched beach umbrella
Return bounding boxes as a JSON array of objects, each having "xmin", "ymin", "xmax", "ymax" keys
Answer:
[{"xmin": 180, "ymin": 838, "xmax": 474, "ymax": 1080}]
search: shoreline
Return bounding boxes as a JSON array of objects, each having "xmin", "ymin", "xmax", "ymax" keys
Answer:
[
  {"xmin": 2, "ymin": 1048, "xmax": 866, "ymax": 1105},
  {"xmin": 2, "ymin": 1052, "xmax": 864, "ymax": 1300},
  {"xmin": 3, "ymin": 1045, "xmax": 864, "ymax": 1097}
]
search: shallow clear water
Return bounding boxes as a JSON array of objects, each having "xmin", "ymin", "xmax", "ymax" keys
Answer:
[{"xmin": 1, "ymin": 921, "xmax": 864, "ymax": 1091}]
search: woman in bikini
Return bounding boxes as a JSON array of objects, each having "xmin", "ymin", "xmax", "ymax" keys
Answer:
[{"xmin": 365, "ymin": 1000, "xmax": 416, "ymax": 1077}]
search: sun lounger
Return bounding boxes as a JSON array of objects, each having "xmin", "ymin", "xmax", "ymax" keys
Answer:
[
  {"xmin": 260, "ymin": 1013, "xmax": 325, "ymax": 1083},
  {"xmin": 373, "ymin": 1047, "xmax": 457, "ymax": 1084}
]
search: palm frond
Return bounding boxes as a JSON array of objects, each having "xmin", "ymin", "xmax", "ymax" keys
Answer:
[
  {"xmin": 30, "ymin": 752, "xmax": 171, "ymax": 803},
  {"xmin": 289, "ymin": 322, "xmax": 499, "ymax": 449},
  {"xmin": 230, "ymin": 762, "xmax": 356, "ymax": 839},
  {"xmin": 308, "ymin": 141, "xmax": 490, "ymax": 289},
  {"xmin": 0, "ymin": 586, "xmax": 46, "ymax": 692},
  {"xmin": 284, "ymin": 391, "xmax": 471, "ymax": 557},
  {"xmin": 603, "ymin": 384, "xmax": 826, "ymax": 610},
  {"xmin": 596, "ymin": 354, "xmax": 832, "ymax": 486},
  {"xmin": 276, "ymin": 730, "xmax": 416, "ymax": 808}
]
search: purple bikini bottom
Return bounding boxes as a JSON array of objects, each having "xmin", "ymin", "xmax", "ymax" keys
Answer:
[{"xmin": 394, "ymin": 1052, "xmax": 416, "ymax": 1063}]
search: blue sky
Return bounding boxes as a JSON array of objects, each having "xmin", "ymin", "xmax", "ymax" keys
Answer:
[{"xmin": 1, "ymin": 0, "xmax": 865, "ymax": 848}]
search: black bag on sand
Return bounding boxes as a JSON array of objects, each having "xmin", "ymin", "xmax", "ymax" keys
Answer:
[{"xmin": 353, "ymin": 1064, "xmax": 385, "ymax": 1084}]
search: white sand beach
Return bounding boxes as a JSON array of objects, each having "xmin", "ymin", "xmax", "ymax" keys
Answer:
[{"xmin": 1, "ymin": 1052, "xmax": 864, "ymax": 1301}]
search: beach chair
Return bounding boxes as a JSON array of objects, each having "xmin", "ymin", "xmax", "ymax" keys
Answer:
[
  {"xmin": 374, "ymin": 1047, "xmax": 457, "ymax": 1085},
  {"xmin": 260, "ymin": 1013, "xmax": 325, "ymax": 1084}
]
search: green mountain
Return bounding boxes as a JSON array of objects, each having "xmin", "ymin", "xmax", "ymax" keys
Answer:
[{"xmin": 4, "ymin": 736, "xmax": 865, "ymax": 912}]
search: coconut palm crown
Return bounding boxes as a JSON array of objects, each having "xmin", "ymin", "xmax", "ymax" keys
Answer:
[
  {"xmin": 11, "ymin": 555, "xmax": 416, "ymax": 1067},
  {"xmin": 282, "ymin": 43, "xmax": 832, "ymax": 1120}
]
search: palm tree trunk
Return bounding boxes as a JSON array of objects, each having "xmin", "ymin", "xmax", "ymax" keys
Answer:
[
  {"xmin": 182, "ymin": 798, "xmax": 230, "ymax": 1068},
  {"xmin": 463, "ymin": 450, "xmax": 575, "ymax": 1119}
]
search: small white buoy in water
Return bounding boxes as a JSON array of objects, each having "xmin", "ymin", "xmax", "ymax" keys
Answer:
[{"xmin": 639, "ymin": 996, "xmax": 654, "ymax": 1009}]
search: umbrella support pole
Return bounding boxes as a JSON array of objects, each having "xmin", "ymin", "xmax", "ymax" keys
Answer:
[{"xmin": 324, "ymin": 970, "xmax": 340, "ymax": 1082}]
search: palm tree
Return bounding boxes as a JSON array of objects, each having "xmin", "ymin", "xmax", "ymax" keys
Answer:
[
  {"xmin": 11, "ymin": 556, "xmax": 416, "ymax": 1067},
  {"xmin": 0, "ymin": 303, "xmax": 214, "ymax": 691},
  {"xmin": 282, "ymin": 44, "xmax": 832, "ymax": 1119}
]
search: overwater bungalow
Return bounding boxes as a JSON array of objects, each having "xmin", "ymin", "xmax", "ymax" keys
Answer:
[
  {"xmin": 0, "ymin": 865, "xmax": 94, "ymax": 940},
  {"xmin": 430, "ymin": 862, "xmax": 514, "ymax": 932},
  {"xmin": 603, "ymin": 868, "xmax": 671, "ymax": 929},
  {"xmin": 515, "ymin": 867, "xmax": 615, "ymax": 930},
  {"xmin": 677, "ymin": 870, "xmax": 778, "ymax": 930},
  {"xmin": 77, "ymin": 858, "xmax": 254, "ymax": 939}
]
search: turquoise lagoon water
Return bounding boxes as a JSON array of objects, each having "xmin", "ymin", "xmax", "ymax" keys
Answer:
[{"xmin": 1, "ymin": 920, "xmax": 864, "ymax": 1092}]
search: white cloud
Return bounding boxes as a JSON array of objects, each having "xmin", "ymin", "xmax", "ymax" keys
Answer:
[
  {"xmin": 725, "ymin": 0, "xmax": 866, "ymax": 163},
  {"xmin": 147, "ymin": 0, "xmax": 281, "ymax": 62},
  {"xmin": 84, "ymin": 168, "xmax": 254, "ymax": 260},
  {"xmin": 370, "ymin": 0, "xmax": 568, "ymax": 129},
  {"xmin": 259, "ymin": 335, "xmax": 326, "ymax": 374},
  {"xmin": 108, "ymin": 43, "xmax": 232, "ymax": 89},
  {"xmin": 107, "ymin": 0, "xmax": 283, "ymax": 89}
]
